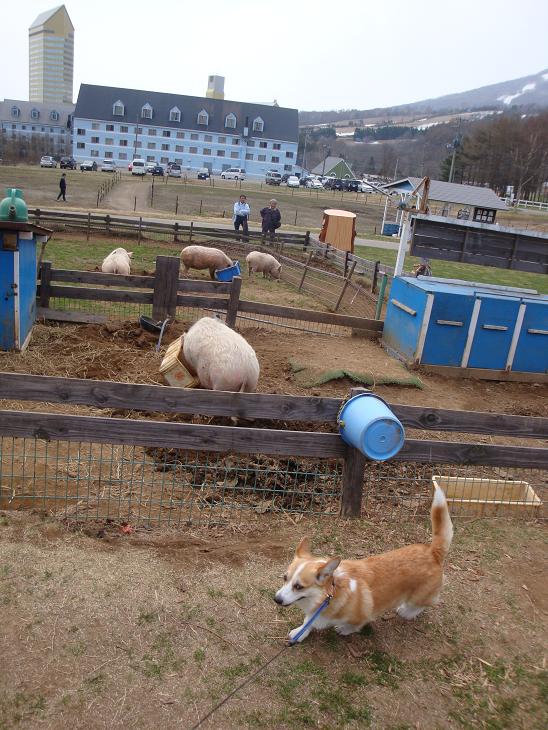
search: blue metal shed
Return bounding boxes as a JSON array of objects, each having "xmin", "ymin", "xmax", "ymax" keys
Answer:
[{"xmin": 382, "ymin": 276, "xmax": 548, "ymax": 376}]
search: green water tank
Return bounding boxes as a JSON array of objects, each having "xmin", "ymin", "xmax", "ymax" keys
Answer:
[{"xmin": 0, "ymin": 188, "xmax": 28, "ymax": 222}]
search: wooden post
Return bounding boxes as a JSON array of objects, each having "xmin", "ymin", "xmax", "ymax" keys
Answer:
[
  {"xmin": 105, "ymin": 214, "xmax": 111, "ymax": 236},
  {"xmin": 371, "ymin": 260, "xmax": 380, "ymax": 293},
  {"xmin": 175, "ymin": 195, "xmax": 179, "ymax": 215},
  {"xmin": 344, "ymin": 250, "xmax": 350, "ymax": 277},
  {"xmin": 199, "ymin": 200, "xmax": 203, "ymax": 215},
  {"xmin": 225, "ymin": 276, "xmax": 242, "ymax": 329},
  {"xmin": 152, "ymin": 256, "xmax": 180, "ymax": 321},
  {"xmin": 138, "ymin": 216, "xmax": 143, "ymax": 243},
  {"xmin": 174, "ymin": 221, "xmax": 179, "ymax": 243},
  {"xmin": 86, "ymin": 211, "xmax": 91, "ymax": 241},
  {"xmin": 134, "ymin": 195, "xmax": 137, "ymax": 212},
  {"xmin": 39, "ymin": 261, "xmax": 52, "ymax": 309},
  {"xmin": 189, "ymin": 221, "xmax": 194, "ymax": 242},
  {"xmin": 334, "ymin": 261, "xmax": 356, "ymax": 312},
  {"xmin": 304, "ymin": 230, "xmax": 310, "ymax": 249},
  {"xmin": 299, "ymin": 251, "xmax": 313, "ymax": 290},
  {"xmin": 340, "ymin": 388, "xmax": 367, "ymax": 518},
  {"xmin": 294, "ymin": 210, "xmax": 297, "ymax": 226}
]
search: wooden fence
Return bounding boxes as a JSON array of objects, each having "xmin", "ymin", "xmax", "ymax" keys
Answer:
[
  {"xmin": 0, "ymin": 375, "xmax": 546, "ymax": 521},
  {"xmin": 37, "ymin": 255, "xmax": 384, "ymax": 337}
]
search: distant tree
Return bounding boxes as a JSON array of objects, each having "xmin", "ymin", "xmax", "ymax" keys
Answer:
[{"xmin": 367, "ymin": 155, "xmax": 376, "ymax": 174}]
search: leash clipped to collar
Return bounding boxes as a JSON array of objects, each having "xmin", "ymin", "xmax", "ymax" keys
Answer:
[{"xmin": 287, "ymin": 592, "xmax": 333, "ymax": 646}]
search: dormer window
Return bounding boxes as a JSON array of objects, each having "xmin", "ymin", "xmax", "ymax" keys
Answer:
[
  {"xmin": 225, "ymin": 113, "xmax": 237, "ymax": 129},
  {"xmin": 141, "ymin": 103, "xmax": 153, "ymax": 119},
  {"xmin": 31, "ymin": 108, "xmax": 40, "ymax": 120},
  {"xmin": 50, "ymin": 110, "xmax": 59, "ymax": 121},
  {"xmin": 11, "ymin": 106, "xmax": 20, "ymax": 119},
  {"xmin": 252, "ymin": 116, "xmax": 264, "ymax": 132},
  {"xmin": 169, "ymin": 106, "xmax": 181, "ymax": 122},
  {"xmin": 197, "ymin": 109, "xmax": 209, "ymax": 126},
  {"xmin": 113, "ymin": 100, "xmax": 125, "ymax": 116}
]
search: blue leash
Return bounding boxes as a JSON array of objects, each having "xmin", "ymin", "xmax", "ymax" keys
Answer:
[{"xmin": 287, "ymin": 595, "xmax": 333, "ymax": 645}]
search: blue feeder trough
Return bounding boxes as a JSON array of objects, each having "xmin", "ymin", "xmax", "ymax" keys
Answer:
[
  {"xmin": 215, "ymin": 261, "xmax": 241, "ymax": 282},
  {"xmin": 338, "ymin": 392, "xmax": 405, "ymax": 461}
]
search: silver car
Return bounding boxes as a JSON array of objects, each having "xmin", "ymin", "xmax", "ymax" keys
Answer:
[{"xmin": 40, "ymin": 155, "xmax": 57, "ymax": 168}]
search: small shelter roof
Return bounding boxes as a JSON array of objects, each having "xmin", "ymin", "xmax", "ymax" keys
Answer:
[{"xmin": 382, "ymin": 177, "xmax": 506, "ymax": 210}]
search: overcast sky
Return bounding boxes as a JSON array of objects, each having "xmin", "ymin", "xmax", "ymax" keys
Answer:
[{"xmin": 1, "ymin": 0, "xmax": 547, "ymax": 111}]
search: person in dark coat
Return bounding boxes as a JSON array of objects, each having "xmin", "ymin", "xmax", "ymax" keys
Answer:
[
  {"xmin": 260, "ymin": 199, "xmax": 281, "ymax": 242},
  {"xmin": 57, "ymin": 173, "xmax": 67, "ymax": 202}
]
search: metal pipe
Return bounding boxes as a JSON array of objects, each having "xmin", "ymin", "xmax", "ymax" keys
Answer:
[{"xmin": 375, "ymin": 274, "xmax": 388, "ymax": 320}]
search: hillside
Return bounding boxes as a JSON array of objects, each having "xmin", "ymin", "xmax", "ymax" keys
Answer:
[{"xmin": 300, "ymin": 68, "xmax": 548, "ymax": 126}]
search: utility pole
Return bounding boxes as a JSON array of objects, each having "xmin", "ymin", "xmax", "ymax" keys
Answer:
[
  {"xmin": 133, "ymin": 111, "xmax": 140, "ymax": 160},
  {"xmin": 448, "ymin": 118, "xmax": 462, "ymax": 183}
]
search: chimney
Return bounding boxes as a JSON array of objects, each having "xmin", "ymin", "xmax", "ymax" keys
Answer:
[{"xmin": 206, "ymin": 75, "xmax": 225, "ymax": 100}]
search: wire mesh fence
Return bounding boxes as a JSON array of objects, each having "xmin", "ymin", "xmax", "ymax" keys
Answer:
[{"xmin": 1, "ymin": 435, "xmax": 544, "ymax": 526}]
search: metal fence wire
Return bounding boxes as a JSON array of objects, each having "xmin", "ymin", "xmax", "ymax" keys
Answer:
[{"xmin": 0, "ymin": 436, "xmax": 544, "ymax": 525}]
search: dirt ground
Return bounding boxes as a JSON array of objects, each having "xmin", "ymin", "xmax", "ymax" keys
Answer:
[{"xmin": 0, "ymin": 511, "xmax": 546, "ymax": 729}]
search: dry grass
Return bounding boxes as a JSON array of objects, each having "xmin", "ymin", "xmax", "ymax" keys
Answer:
[{"xmin": 0, "ymin": 512, "xmax": 546, "ymax": 729}]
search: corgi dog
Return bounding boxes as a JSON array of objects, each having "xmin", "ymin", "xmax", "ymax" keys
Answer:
[{"xmin": 274, "ymin": 485, "xmax": 453, "ymax": 643}]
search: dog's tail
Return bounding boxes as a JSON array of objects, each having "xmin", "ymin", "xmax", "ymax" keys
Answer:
[{"xmin": 430, "ymin": 485, "xmax": 453, "ymax": 564}]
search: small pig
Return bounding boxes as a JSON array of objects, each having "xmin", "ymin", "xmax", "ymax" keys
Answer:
[
  {"xmin": 246, "ymin": 251, "xmax": 282, "ymax": 281},
  {"xmin": 183, "ymin": 316, "xmax": 260, "ymax": 392},
  {"xmin": 101, "ymin": 247, "xmax": 133, "ymax": 276},
  {"xmin": 180, "ymin": 245, "xmax": 232, "ymax": 280}
]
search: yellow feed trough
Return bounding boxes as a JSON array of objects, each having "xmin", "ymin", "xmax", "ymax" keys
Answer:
[{"xmin": 433, "ymin": 475, "xmax": 542, "ymax": 516}]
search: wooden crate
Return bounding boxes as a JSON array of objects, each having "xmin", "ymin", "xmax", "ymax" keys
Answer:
[
  {"xmin": 160, "ymin": 335, "xmax": 200, "ymax": 388},
  {"xmin": 432, "ymin": 475, "xmax": 542, "ymax": 516}
]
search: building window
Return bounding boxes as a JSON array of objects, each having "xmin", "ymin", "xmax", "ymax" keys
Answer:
[
  {"xmin": 11, "ymin": 106, "xmax": 20, "ymax": 119},
  {"xmin": 246, "ymin": 140, "xmax": 255, "ymax": 147},
  {"xmin": 31, "ymin": 126, "xmax": 36, "ymax": 131},
  {"xmin": 76, "ymin": 142, "xmax": 85, "ymax": 149},
  {"xmin": 218, "ymin": 136, "xmax": 226, "ymax": 144},
  {"xmin": 286, "ymin": 151, "xmax": 294, "ymax": 158},
  {"xmin": 225, "ymin": 113, "xmax": 236, "ymax": 129},
  {"xmin": 217, "ymin": 150, "xmax": 225, "ymax": 157},
  {"xmin": 31, "ymin": 109, "xmax": 40, "ymax": 120},
  {"xmin": 161, "ymin": 144, "xmax": 169, "ymax": 151},
  {"xmin": 105, "ymin": 138, "xmax": 114, "ymax": 145},
  {"xmin": 176, "ymin": 131, "xmax": 185, "ymax": 139},
  {"xmin": 232, "ymin": 138, "xmax": 239, "ymax": 145},
  {"xmin": 273, "ymin": 143, "xmax": 281, "ymax": 150},
  {"xmin": 473, "ymin": 208, "xmax": 496, "ymax": 224},
  {"xmin": 271, "ymin": 156, "xmax": 279, "ymax": 163},
  {"xmin": 189, "ymin": 147, "xmax": 198, "ymax": 154},
  {"xmin": 119, "ymin": 152, "xmax": 128, "ymax": 160},
  {"xmin": 203, "ymin": 148, "xmax": 211, "ymax": 155},
  {"xmin": 90, "ymin": 150, "xmax": 99, "ymax": 157},
  {"xmin": 91, "ymin": 136, "xmax": 99, "ymax": 143},
  {"xmin": 230, "ymin": 151, "xmax": 239, "ymax": 159},
  {"xmin": 77, "ymin": 128, "xmax": 85, "ymax": 135},
  {"xmin": 161, "ymin": 157, "xmax": 169, "ymax": 164},
  {"xmin": 245, "ymin": 153, "xmax": 253, "ymax": 160},
  {"xmin": 175, "ymin": 158, "xmax": 183, "ymax": 164},
  {"xmin": 204, "ymin": 134, "xmax": 212, "ymax": 142},
  {"xmin": 252, "ymin": 117, "xmax": 264, "ymax": 132},
  {"xmin": 175, "ymin": 145, "xmax": 184, "ymax": 152},
  {"xmin": 104, "ymin": 151, "xmax": 113, "ymax": 159},
  {"xmin": 141, "ymin": 103, "xmax": 153, "ymax": 119},
  {"xmin": 106, "ymin": 124, "xmax": 114, "ymax": 131},
  {"xmin": 284, "ymin": 164, "xmax": 292, "ymax": 171},
  {"xmin": 190, "ymin": 133, "xmax": 199, "ymax": 140},
  {"xmin": 169, "ymin": 106, "xmax": 181, "ymax": 122},
  {"xmin": 120, "ymin": 139, "xmax": 128, "ymax": 147},
  {"xmin": 134, "ymin": 126, "xmax": 143, "ymax": 134},
  {"xmin": 120, "ymin": 125, "xmax": 129, "ymax": 133},
  {"xmin": 92, "ymin": 122, "xmax": 100, "ymax": 130},
  {"xmin": 162, "ymin": 130, "xmax": 171, "ymax": 137},
  {"xmin": 146, "ymin": 155, "xmax": 155, "ymax": 162},
  {"xmin": 22, "ymin": 125, "xmax": 26, "ymax": 130},
  {"xmin": 258, "ymin": 154, "xmax": 266, "ymax": 162},
  {"xmin": 146, "ymin": 129, "xmax": 155, "ymax": 137},
  {"xmin": 147, "ymin": 142, "xmax": 156, "ymax": 149},
  {"xmin": 197, "ymin": 109, "xmax": 209, "ymax": 126},
  {"xmin": 113, "ymin": 100, "xmax": 125, "ymax": 116},
  {"xmin": 50, "ymin": 110, "xmax": 59, "ymax": 121},
  {"xmin": 259, "ymin": 141, "xmax": 267, "ymax": 148}
]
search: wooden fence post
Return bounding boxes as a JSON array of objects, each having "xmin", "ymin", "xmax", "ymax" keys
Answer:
[
  {"xmin": 39, "ymin": 261, "xmax": 52, "ymax": 309},
  {"xmin": 152, "ymin": 256, "xmax": 180, "ymax": 321},
  {"xmin": 344, "ymin": 250, "xmax": 350, "ymax": 277},
  {"xmin": 225, "ymin": 275, "xmax": 242, "ymax": 329},
  {"xmin": 86, "ymin": 211, "xmax": 91, "ymax": 241},
  {"xmin": 105, "ymin": 214, "xmax": 111, "ymax": 236},
  {"xmin": 189, "ymin": 221, "xmax": 194, "ymax": 242},
  {"xmin": 371, "ymin": 260, "xmax": 380, "ymax": 293},
  {"xmin": 173, "ymin": 221, "xmax": 179, "ymax": 244},
  {"xmin": 334, "ymin": 261, "xmax": 356, "ymax": 312},
  {"xmin": 340, "ymin": 388, "xmax": 367, "ymax": 518},
  {"xmin": 299, "ymin": 251, "xmax": 313, "ymax": 290},
  {"xmin": 304, "ymin": 230, "xmax": 310, "ymax": 249},
  {"xmin": 138, "ymin": 216, "xmax": 143, "ymax": 243}
]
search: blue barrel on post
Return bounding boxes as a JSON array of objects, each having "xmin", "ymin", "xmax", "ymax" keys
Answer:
[{"xmin": 338, "ymin": 392, "xmax": 405, "ymax": 460}]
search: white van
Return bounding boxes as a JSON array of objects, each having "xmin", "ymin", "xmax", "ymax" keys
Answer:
[
  {"xmin": 266, "ymin": 171, "xmax": 282, "ymax": 185},
  {"xmin": 131, "ymin": 159, "xmax": 146, "ymax": 176},
  {"xmin": 221, "ymin": 167, "xmax": 245, "ymax": 180}
]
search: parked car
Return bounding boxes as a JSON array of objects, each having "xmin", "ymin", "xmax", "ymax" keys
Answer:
[
  {"xmin": 151, "ymin": 165, "xmax": 164, "ymax": 176},
  {"xmin": 286, "ymin": 175, "xmax": 300, "ymax": 188},
  {"xmin": 101, "ymin": 159, "xmax": 116, "ymax": 172},
  {"xmin": 265, "ymin": 171, "xmax": 282, "ymax": 185},
  {"xmin": 221, "ymin": 167, "xmax": 245, "ymax": 180},
  {"xmin": 324, "ymin": 177, "xmax": 343, "ymax": 190},
  {"xmin": 168, "ymin": 163, "xmax": 182, "ymax": 178},
  {"xmin": 197, "ymin": 167, "xmax": 210, "ymax": 179},
  {"xmin": 306, "ymin": 178, "xmax": 324, "ymax": 189},
  {"xmin": 343, "ymin": 179, "xmax": 361, "ymax": 192},
  {"xmin": 40, "ymin": 155, "xmax": 57, "ymax": 168},
  {"xmin": 360, "ymin": 180, "xmax": 375, "ymax": 193},
  {"xmin": 281, "ymin": 173, "xmax": 291, "ymax": 183},
  {"xmin": 80, "ymin": 160, "xmax": 98, "ymax": 171},
  {"xmin": 299, "ymin": 176, "xmax": 310, "ymax": 187},
  {"xmin": 60, "ymin": 156, "xmax": 76, "ymax": 169},
  {"xmin": 145, "ymin": 161, "xmax": 156, "ymax": 174},
  {"xmin": 131, "ymin": 159, "xmax": 147, "ymax": 176}
]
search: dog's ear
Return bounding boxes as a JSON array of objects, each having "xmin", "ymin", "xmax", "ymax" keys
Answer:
[
  {"xmin": 316, "ymin": 557, "xmax": 341, "ymax": 582},
  {"xmin": 295, "ymin": 536, "xmax": 311, "ymax": 558}
]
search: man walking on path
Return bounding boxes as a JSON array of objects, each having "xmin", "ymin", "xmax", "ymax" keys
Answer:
[
  {"xmin": 233, "ymin": 194, "xmax": 250, "ymax": 241},
  {"xmin": 260, "ymin": 199, "xmax": 281, "ymax": 243},
  {"xmin": 57, "ymin": 173, "xmax": 67, "ymax": 202}
]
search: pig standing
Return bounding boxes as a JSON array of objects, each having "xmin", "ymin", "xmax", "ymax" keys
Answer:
[
  {"xmin": 101, "ymin": 247, "xmax": 133, "ymax": 275},
  {"xmin": 246, "ymin": 251, "xmax": 282, "ymax": 281},
  {"xmin": 183, "ymin": 316, "xmax": 260, "ymax": 392},
  {"xmin": 180, "ymin": 245, "xmax": 232, "ymax": 279}
]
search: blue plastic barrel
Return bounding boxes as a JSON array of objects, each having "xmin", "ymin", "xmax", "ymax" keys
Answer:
[
  {"xmin": 338, "ymin": 392, "xmax": 405, "ymax": 461},
  {"xmin": 215, "ymin": 261, "xmax": 241, "ymax": 281}
]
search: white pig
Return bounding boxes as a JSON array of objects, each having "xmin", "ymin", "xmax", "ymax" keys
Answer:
[
  {"xmin": 246, "ymin": 251, "xmax": 282, "ymax": 281},
  {"xmin": 180, "ymin": 245, "xmax": 232, "ymax": 280},
  {"xmin": 183, "ymin": 316, "xmax": 260, "ymax": 392},
  {"xmin": 101, "ymin": 247, "xmax": 133, "ymax": 276}
]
